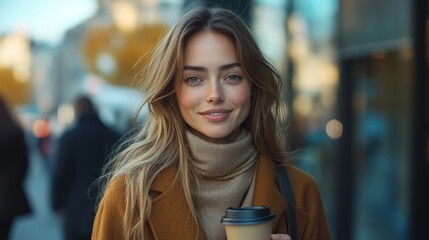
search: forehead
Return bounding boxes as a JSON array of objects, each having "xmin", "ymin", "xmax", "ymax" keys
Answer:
[{"xmin": 183, "ymin": 31, "xmax": 238, "ymax": 65}]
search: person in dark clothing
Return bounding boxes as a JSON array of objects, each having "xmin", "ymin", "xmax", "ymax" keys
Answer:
[
  {"xmin": 51, "ymin": 95, "xmax": 121, "ymax": 240},
  {"xmin": 0, "ymin": 95, "xmax": 31, "ymax": 240}
]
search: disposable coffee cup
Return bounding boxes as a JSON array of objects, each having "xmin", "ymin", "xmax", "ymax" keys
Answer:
[{"xmin": 221, "ymin": 206, "xmax": 276, "ymax": 240}]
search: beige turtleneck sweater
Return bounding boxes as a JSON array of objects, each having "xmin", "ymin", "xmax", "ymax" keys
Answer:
[{"xmin": 186, "ymin": 129, "xmax": 259, "ymax": 240}]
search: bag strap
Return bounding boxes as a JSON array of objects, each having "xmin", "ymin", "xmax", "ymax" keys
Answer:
[{"xmin": 276, "ymin": 165, "xmax": 298, "ymax": 240}]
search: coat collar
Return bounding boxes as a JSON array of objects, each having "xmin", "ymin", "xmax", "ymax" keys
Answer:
[{"xmin": 148, "ymin": 156, "xmax": 287, "ymax": 239}]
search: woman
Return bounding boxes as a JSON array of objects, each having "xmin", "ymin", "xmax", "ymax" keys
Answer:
[
  {"xmin": 92, "ymin": 7, "xmax": 330, "ymax": 240},
  {"xmin": 0, "ymin": 96, "xmax": 31, "ymax": 239}
]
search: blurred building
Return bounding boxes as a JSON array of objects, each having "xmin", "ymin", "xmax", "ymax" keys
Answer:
[
  {"xmin": 31, "ymin": 42, "xmax": 56, "ymax": 116},
  {"xmin": 285, "ymin": 0, "xmax": 427, "ymax": 240},
  {"xmin": 46, "ymin": 0, "xmax": 184, "ymax": 133}
]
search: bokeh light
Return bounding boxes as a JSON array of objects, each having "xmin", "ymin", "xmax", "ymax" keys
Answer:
[{"xmin": 326, "ymin": 119, "xmax": 343, "ymax": 139}]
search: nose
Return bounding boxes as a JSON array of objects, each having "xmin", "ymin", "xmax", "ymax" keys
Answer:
[{"xmin": 206, "ymin": 81, "xmax": 224, "ymax": 103}]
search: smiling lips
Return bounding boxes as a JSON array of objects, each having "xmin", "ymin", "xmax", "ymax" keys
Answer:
[{"xmin": 199, "ymin": 109, "xmax": 232, "ymax": 122}]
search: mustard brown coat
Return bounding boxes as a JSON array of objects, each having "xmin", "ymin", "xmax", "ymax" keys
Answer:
[{"xmin": 92, "ymin": 156, "xmax": 331, "ymax": 240}]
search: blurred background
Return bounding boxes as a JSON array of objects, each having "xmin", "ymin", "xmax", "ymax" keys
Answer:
[{"xmin": 0, "ymin": 0, "xmax": 427, "ymax": 239}]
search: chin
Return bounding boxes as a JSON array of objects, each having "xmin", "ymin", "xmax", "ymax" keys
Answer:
[
  {"xmin": 204, "ymin": 130, "xmax": 233, "ymax": 138},
  {"xmin": 199, "ymin": 129, "xmax": 239, "ymax": 143}
]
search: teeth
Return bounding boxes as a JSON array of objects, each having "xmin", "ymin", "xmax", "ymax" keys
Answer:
[{"xmin": 209, "ymin": 112, "xmax": 223, "ymax": 115}]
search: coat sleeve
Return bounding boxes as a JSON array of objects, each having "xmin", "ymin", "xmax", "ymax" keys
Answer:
[
  {"xmin": 92, "ymin": 176, "xmax": 127, "ymax": 240},
  {"xmin": 51, "ymin": 134, "xmax": 75, "ymax": 211},
  {"xmin": 15, "ymin": 130, "xmax": 29, "ymax": 181},
  {"xmin": 289, "ymin": 166, "xmax": 331, "ymax": 240}
]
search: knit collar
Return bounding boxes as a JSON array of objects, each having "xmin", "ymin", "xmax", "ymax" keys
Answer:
[{"xmin": 186, "ymin": 128, "xmax": 257, "ymax": 180}]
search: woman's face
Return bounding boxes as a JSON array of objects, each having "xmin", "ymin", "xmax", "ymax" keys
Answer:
[{"xmin": 176, "ymin": 31, "xmax": 252, "ymax": 141}]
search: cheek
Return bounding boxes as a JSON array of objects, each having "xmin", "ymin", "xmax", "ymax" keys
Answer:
[
  {"xmin": 230, "ymin": 87, "xmax": 252, "ymax": 113},
  {"xmin": 230, "ymin": 89, "xmax": 252, "ymax": 123},
  {"xmin": 177, "ymin": 88, "xmax": 199, "ymax": 111},
  {"xmin": 236, "ymin": 91, "xmax": 251, "ymax": 104}
]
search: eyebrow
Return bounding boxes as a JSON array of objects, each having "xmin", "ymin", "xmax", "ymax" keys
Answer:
[{"xmin": 183, "ymin": 63, "xmax": 241, "ymax": 72}]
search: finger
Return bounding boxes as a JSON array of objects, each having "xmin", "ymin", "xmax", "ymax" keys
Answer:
[{"xmin": 271, "ymin": 234, "xmax": 292, "ymax": 240}]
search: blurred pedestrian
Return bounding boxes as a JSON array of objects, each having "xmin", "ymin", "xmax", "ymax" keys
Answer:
[
  {"xmin": 32, "ymin": 117, "xmax": 55, "ymax": 172},
  {"xmin": 0, "ymin": 95, "xmax": 31, "ymax": 240},
  {"xmin": 51, "ymin": 95, "xmax": 121, "ymax": 240},
  {"xmin": 92, "ymin": 6, "xmax": 330, "ymax": 240}
]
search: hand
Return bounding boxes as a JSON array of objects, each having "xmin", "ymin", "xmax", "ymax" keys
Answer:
[{"xmin": 271, "ymin": 234, "xmax": 292, "ymax": 240}]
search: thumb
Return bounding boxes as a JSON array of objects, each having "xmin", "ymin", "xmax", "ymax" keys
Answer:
[{"xmin": 271, "ymin": 233, "xmax": 292, "ymax": 240}]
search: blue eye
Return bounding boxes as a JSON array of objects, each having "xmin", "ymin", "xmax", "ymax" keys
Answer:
[
  {"xmin": 186, "ymin": 76, "xmax": 200, "ymax": 82},
  {"xmin": 225, "ymin": 75, "xmax": 242, "ymax": 82},
  {"xmin": 184, "ymin": 76, "xmax": 202, "ymax": 85}
]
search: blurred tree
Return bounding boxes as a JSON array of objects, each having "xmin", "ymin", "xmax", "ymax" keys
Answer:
[
  {"xmin": 0, "ymin": 67, "xmax": 30, "ymax": 107},
  {"xmin": 82, "ymin": 23, "xmax": 167, "ymax": 87}
]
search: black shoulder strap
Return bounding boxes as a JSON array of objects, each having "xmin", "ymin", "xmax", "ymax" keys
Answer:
[{"xmin": 277, "ymin": 165, "xmax": 298, "ymax": 240}]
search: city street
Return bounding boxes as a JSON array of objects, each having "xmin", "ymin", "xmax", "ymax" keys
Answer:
[{"xmin": 10, "ymin": 144, "xmax": 63, "ymax": 240}]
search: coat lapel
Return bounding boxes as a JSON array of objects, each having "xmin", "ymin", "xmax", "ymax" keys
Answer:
[{"xmin": 148, "ymin": 166, "xmax": 204, "ymax": 240}]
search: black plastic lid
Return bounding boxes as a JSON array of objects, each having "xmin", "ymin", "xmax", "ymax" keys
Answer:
[{"xmin": 221, "ymin": 206, "xmax": 276, "ymax": 225}]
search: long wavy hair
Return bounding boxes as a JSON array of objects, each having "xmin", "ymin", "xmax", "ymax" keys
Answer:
[{"xmin": 99, "ymin": 6, "xmax": 289, "ymax": 239}]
